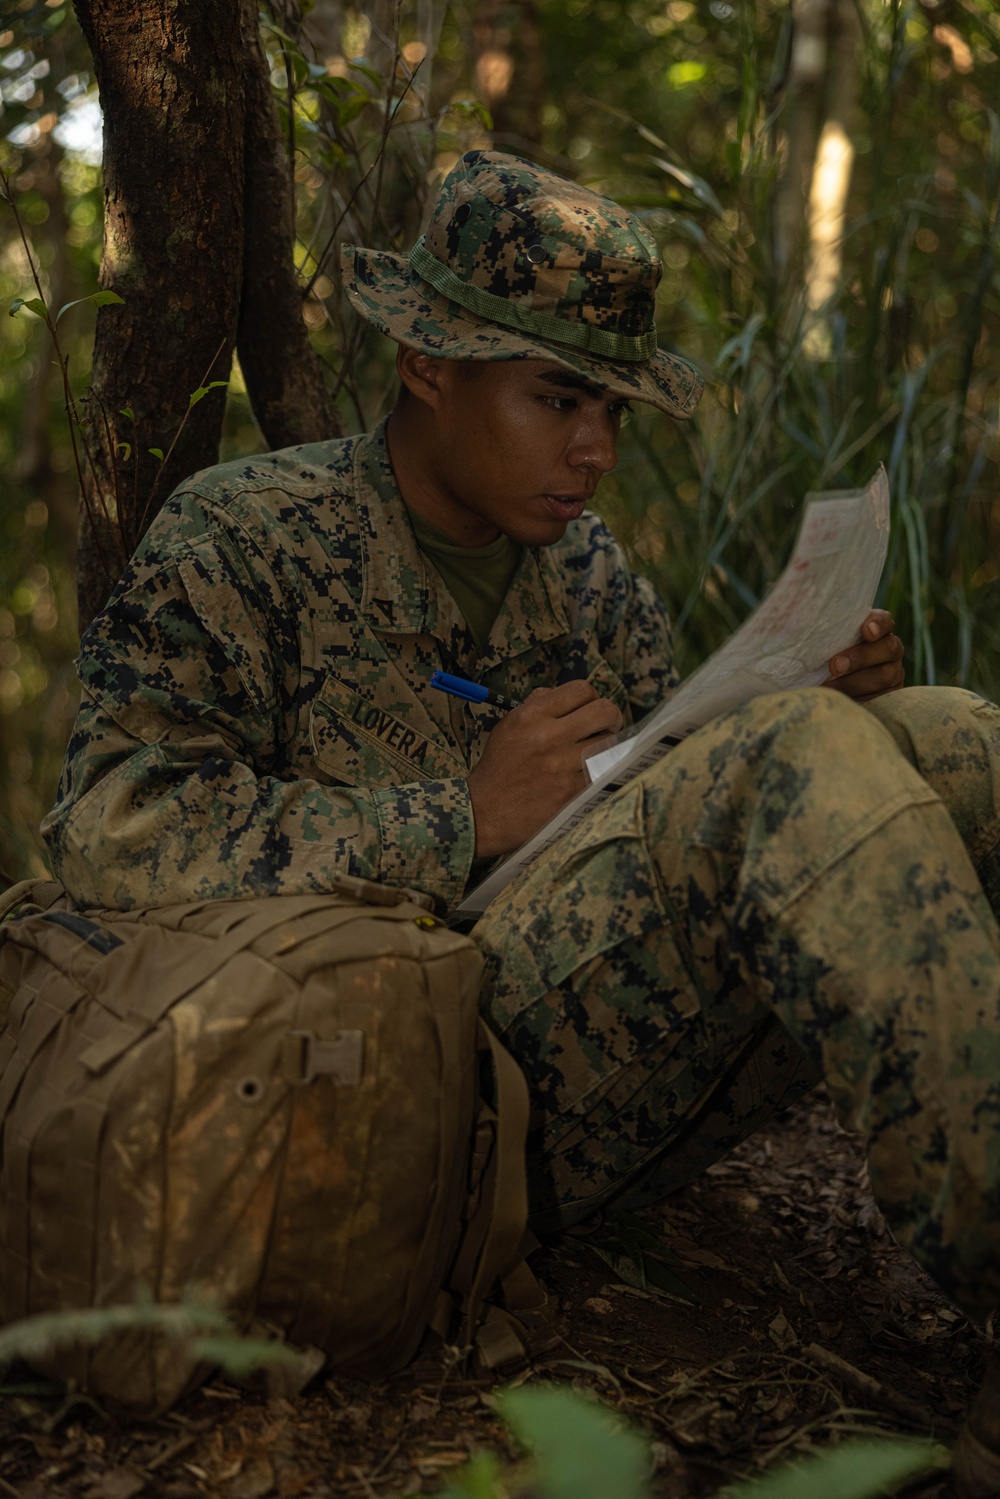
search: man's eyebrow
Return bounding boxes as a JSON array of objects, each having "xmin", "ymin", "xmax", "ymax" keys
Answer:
[{"xmin": 536, "ymin": 369, "xmax": 608, "ymax": 400}]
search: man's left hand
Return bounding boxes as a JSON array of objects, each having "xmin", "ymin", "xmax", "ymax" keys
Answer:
[{"xmin": 824, "ymin": 609, "xmax": 905, "ymax": 701}]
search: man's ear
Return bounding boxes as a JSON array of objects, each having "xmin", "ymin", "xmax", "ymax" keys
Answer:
[{"xmin": 396, "ymin": 346, "xmax": 448, "ymax": 409}]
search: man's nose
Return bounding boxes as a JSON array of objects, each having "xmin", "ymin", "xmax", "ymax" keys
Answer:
[{"xmin": 567, "ymin": 411, "xmax": 619, "ymax": 474}]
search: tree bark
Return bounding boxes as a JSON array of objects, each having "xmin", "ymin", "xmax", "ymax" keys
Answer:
[
  {"xmin": 71, "ymin": 0, "xmax": 340, "ymax": 632},
  {"xmin": 236, "ymin": 0, "xmax": 341, "ymax": 449},
  {"xmin": 72, "ymin": 0, "xmax": 246, "ymax": 629}
]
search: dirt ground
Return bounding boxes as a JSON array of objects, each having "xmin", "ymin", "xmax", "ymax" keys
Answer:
[{"xmin": 0, "ymin": 1088, "xmax": 991, "ymax": 1499}]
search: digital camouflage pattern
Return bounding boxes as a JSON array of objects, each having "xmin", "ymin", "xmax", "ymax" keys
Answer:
[
  {"xmin": 343, "ymin": 150, "xmax": 705, "ymax": 421},
  {"xmin": 475, "ymin": 684, "xmax": 1000, "ymax": 1317},
  {"xmin": 42, "ymin": 420, "xmax": 677, "ymax": 912}
]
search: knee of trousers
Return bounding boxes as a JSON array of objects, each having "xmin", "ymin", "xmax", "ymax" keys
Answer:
[
  {"xmin": 865, "ymin": 684, "xmax": 1000, "ymax": 762},
  {"xmin": 724, "ymin": 685, "xmax": 868, "ymax": 739},
  {"xmin": 635, "ymin": 687, "xmax": 941, "ymax": 911},
  {"xmin": 862, "ymin": 688, "xmax": 1000, "ymax": 873},
  {"xmin": 643, "ymin": 686, "xmax": 898, "ymax": 804}
]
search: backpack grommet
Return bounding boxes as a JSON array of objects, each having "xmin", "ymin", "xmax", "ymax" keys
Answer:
[{"xmin": 235, "ymin": 1075, "xmax": 266, "ymax": 1104}]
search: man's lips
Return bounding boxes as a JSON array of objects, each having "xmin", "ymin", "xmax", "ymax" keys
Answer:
[{"xmin": 541, "ymin": 493, "xmax": 591, "ymax": 520}]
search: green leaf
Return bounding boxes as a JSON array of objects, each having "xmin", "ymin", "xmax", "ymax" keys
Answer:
[
  {"xmin": 337, "ymin": 94, "xmax": 368, "ymax": 125},
  {"xmin": 9, "ymin": 297, "xmax": 46, "ymax": 320},
  {"xmin": 319, "ymin": 141, "xmax": 348, "ymax": 172},
  {"xmin": 587, "ymin": 1241, "xmax": 647, "ymax": 1288},
  {"xmin": 54, "ymin": 290, "xmax": 125, "ymax": 324},
  {"xmin": 437, "ymin": 1451, "xmax": 503, "ymax": 1499},
  {"xmin": 348, "ymin": 59, "xmax": 382, "ymax": 87},
  {"xmin": 115, "ymin": 442, "xmax": 132, "ymax": 462},
  {"xmin": 444, "ymin": 98, "xmax": 494, "ymax": 131},
  {"xmin": 647, "ymin": 155, "xmax": 724, "ymax": 217},
  {"xmin": 609, "ymin": 1212, "xmax": 686, "ymax": 1260},
  {"xmin": 642, "ymin": 1256, "xmax": 703, "ymax": 1302},
  {"xmin": 188, "ymin": 380, "xmax": 229, "ymax": 408},
  {"xmin": 148, "ymin": 447, "xmax": 164, "ymax": 461},
  {"xmin": 119, "ymin": 406, "xmax": 135, "ymax": 423},
  {"xmin": 317, "ymin": 74, "xmax": 356, "ymax": 99},
  {"xmin": 716, "ymin": 313, "xmax": 766, "ymax": 376},
  {"xmin": 726, "ymin": 1438, "xmax": 942, "ymax": 1499},
  {"xmin": 579, "ymin": 1213, "xmax": 700, "ymax": 1303},
  {"xmin": 189, "ymin": 1335, "xmax": 299, "ymax": 1378},
  {"xmin": 499, "ymin": 1386, "xmax": 652, "ymax": 1499},
  {"xmin": 0, "ymin": 1378, "xmax": 64, "ymax": 1398},
  {"xmin": 89, "ymin": 289, "xmax": 125, "ymax": 308}
]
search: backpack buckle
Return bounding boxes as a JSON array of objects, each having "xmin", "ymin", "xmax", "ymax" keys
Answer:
[{"xmin": 283, "ymin": 1029, "xmax": 365, "ymax": 1086}]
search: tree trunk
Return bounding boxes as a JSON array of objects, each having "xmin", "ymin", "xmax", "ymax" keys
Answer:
[
  {"xmin": 72, "ymin": 0, "xmax": 340, "ymax": 633},
  {"xmin": 72, "ymin": 0, "xmax": 246, "ymax": 629},
  {"xmin": 236, "ymin": 0, "xmax": 341, "ymax": 449},
  {"xmin": 773, "ymin": 0, "xmax": 830, "ymax": 278},
  {"xmin": 772, "ymin": 0, "xmax": 861, "ymax": 348},
  {"xmin": 802, "ymin": 0, "xmax": 861, "ymax": 316}
]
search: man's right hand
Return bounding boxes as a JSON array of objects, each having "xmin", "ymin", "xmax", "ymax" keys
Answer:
[{"xmin": 467, "ymin": 680, "xmax": 623, "ymax": 858}]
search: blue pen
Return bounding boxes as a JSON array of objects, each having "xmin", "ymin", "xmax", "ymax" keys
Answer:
[{"xmin": 431, "ymin": 670, "xmax": 522, "ymax": 712}]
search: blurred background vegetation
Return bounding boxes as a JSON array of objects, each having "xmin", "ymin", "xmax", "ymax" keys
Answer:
[{"xmin": 0, "ymin": 0, "xmax": 997, "ymax": 879}]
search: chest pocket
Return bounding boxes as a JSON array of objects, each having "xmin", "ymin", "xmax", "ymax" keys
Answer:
[{"xmin": 309, "ymin": 674, "xmax": 466, "ymax": 787}]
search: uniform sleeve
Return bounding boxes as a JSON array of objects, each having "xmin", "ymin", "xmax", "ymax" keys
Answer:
[
  {"xmin": 41, "ymin": 500, "xmax": 476, "ymax": 913},
  {"xmin": 584, "ymin": 524, "xmax": 678, "ymax": 719},
  {"xmin": 616, "ymin": 570, "xmax": 678, "ymax": 718}
]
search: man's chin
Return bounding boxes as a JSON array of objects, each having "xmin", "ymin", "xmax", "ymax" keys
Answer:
[{"xmin": 504, "ymin": 516, "xmax": 572, "ymax": 548}]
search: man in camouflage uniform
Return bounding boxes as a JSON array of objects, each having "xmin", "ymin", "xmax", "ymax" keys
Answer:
[{"xmin": 42, "ymin": 152, "xmax": 1000, "ymax": 1480}]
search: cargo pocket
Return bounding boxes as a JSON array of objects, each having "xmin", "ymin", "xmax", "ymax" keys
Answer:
[{"xmin": 482, "ymin": 782, "xmax": 701, "ymax": 1024}]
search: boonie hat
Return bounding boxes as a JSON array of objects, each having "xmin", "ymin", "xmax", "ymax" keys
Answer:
[{"xmin": 342, "ymin": 150, "xmax": 704, "ymax": 420}]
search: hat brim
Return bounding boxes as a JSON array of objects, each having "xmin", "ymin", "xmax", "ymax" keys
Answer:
[{"xmin": 342, "ymin": 247, "xmax": 704, "ymax": 421}]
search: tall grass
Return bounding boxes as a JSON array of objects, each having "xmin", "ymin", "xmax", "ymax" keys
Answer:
[{"xmin": 592, "ymin": 1, "xmax": 1000, "ymax": 699}]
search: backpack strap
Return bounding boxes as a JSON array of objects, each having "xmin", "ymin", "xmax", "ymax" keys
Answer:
[
  {"xmin": 122, "ymin": 895, "xmax": 358, "ymax": 1024},
  {"xmin": 439, "ymin": 1022, "xmax": 554, "ymax": 1368}
]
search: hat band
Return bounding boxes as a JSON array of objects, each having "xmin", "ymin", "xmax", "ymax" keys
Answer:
[{"xmin": 408, "ymin": 240, "xmax": 658, "ymax": 363}]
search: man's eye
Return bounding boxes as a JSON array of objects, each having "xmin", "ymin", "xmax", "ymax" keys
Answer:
[
  {"xmin": 542, "ymin": 396, "xmax": 577, "ymax": 412},
  {"xmin": 611, "ymin": 400, "xmax": 633, "ymax": 419}
]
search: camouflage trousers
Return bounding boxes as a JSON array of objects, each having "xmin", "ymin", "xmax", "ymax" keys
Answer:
[{"xmin": 473, "ymin": 686, "xmax": 1000, "ymax": 1318}]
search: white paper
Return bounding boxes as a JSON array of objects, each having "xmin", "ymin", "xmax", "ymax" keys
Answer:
[{"xmin": 455, "ymin": 467, "xmax": 890, "ymax": 918}]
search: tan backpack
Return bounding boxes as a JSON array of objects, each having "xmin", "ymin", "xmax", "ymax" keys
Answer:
[{"xmin": 0, "ymin": 874, "xmax": 550, "ymax": 1411}]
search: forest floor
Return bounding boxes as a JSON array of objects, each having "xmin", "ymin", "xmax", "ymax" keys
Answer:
[{"xmin": 0, "ymin": 1088, "xmax": 991, "ymax": 1499}]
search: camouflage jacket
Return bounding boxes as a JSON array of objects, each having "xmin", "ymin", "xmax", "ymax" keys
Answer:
[{"xmin": 42, "ymin": 422, "xmax": 678, "ymax": 912}]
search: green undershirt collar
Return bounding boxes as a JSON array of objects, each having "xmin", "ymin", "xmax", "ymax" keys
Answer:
[{"xmin": 407, "ymin": 507, "xmax": 523, "ymax": 657}]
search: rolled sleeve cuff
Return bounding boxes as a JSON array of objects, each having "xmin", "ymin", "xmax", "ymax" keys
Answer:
[{"xmin": 372, "ymin": 777, "xmax": 476, "ymax": 912}]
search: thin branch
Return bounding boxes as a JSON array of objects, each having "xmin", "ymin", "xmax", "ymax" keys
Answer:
[
  {"xmin": 134, "ymin": 337, "xmax": 229, "ymax": 541},
  {"xmin": 282, "ymin": 37, "xmax": 297, "ymax": 219},
  {"xmin": 367, "ymin": 4, "xmax": 404, "ymax": 247},
  {"xmin": 0, "ymin": 164, "xmax": 119, "ymax": 582},
  {"xmin": 300, "ymin": 56, "xmax": 424, "ymax": 301},
  {"xmin": 92, "ymin": 389, "xmax": 125, "ymax": 545}
]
